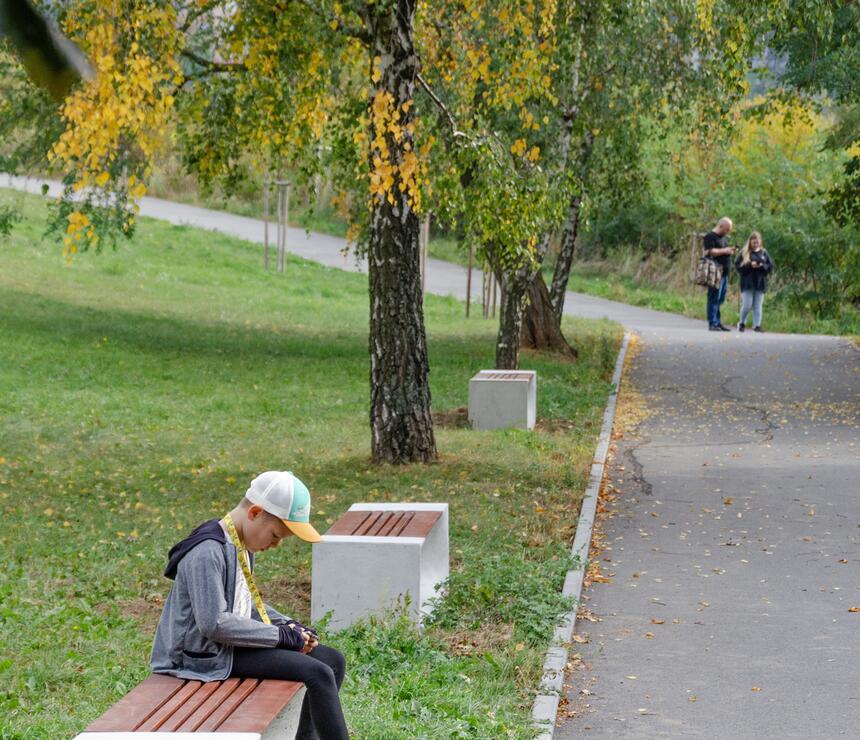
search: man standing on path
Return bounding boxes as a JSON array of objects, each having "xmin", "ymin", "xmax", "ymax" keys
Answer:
[{"xmin": 703, "ymin": 217, "xmax": 735, "ymax": 331}]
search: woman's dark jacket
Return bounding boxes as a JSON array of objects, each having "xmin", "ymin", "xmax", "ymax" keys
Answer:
[{"xmin": 734, "ymin": 249, "xmax": 773, "ymax": 292}]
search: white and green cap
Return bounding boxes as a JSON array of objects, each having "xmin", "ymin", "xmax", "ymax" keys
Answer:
[{"xmin": 246, "ymin": 471, "xmax": 321, "ymax": 542}]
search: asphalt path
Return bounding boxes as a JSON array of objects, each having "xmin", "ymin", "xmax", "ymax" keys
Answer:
[{"xmin": 558, "ymin": 328, "xmax": 860, "ymax": 738}]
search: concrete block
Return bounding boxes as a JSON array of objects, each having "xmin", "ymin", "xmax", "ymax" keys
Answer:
[
  {"xmin": 468, "ymin": 370, "xmax": 536, "ymax": 431},
  {"xmin": 311, "ymin": 503, "xmax": 449, "ymax": 631}
]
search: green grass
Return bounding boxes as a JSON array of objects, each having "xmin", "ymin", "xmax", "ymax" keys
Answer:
[{"xmin": 0, "ymin": 189, "xmax": 622, "ymax": 739}]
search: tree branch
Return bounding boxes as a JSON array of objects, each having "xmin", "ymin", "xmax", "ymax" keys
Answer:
[
  {"xmin": 180, "ymin": 48, "xmax": 246, "ymax": 73},
  {"xmin": 416, "ymin": 73, "xmax": 466, "ymax": 140}
]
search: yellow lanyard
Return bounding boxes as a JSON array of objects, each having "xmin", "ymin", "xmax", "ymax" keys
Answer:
[{"xmin": 222, "ymin": 514, "xmax": 271, "ymax": 625}]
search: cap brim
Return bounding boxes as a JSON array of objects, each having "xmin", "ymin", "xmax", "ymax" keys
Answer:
[{"xmin": 284, "ymin": 520, "xmax": 322, "ymax": 543}]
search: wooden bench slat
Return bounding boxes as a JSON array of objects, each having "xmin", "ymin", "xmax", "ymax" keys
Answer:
[
  {"xmin": 400, "ymin": 510, "xmax": 442, "ymax": 538},
  {"xmin": 84, "ymin": 674, "xmax": 185, "ymax": 731},
  {"xmin": 174, "ymin": 677, "xmax": 242, "ymax": 731},
  {"xmin": 195, "ymin": 678, "xmax": 260, "ymax": 731},
  {"xmin": 353, "ymin": 510, "xmax": 384, "ymax": 536},
  {"xmin": 216, "ymin": 679, "xmax": 304, "ymax": 733},
  {"xmin": 136, "ymin": 679, "xmax": 203, "ymax": 731},
  {"xmin": 376, "ymin": 511, "xmax": 405, "ymax": 536},
  {"xmin": 388, "ymin": 511, "xmax": 415, "ymax": 536},
  {"xmin": 159, "ymin": 679, "xmax": 221, "ymax": 731},
  {"xmin": 366, "ymin": 511, "xmax": 395, "ymax": 536},
  {"xmin": 326, "ymin": 510, "xmax": 371, "ymax": 536}
]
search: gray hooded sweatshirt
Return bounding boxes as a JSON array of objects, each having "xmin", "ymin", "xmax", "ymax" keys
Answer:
[{"xmin": 150, "ymin": 519, "xmax": 293, "ymax": 681}]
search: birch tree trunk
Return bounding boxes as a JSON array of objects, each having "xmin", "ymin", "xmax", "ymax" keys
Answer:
[{"xmin": 366, "ymin": 0, "xmax": 436, "ymax": 463}]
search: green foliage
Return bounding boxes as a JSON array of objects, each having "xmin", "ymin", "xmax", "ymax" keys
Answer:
[
  {"xmin": 580, "ymin": 105, "xmax": 860, "ymax": 318},
  {"xmin": 330, "ymin": 612, "xmax": 535, "ymax": 738},
  {"xmin": 0, "ymin": 202, "xmax": 20, "ymax": 237},
  {"xmin": 428, "ymin": 543, "xmax": 574, "ymax": 646},
  {"xmin": 769, "ymin": 1, "xmax": 860, "ymax": 227}
]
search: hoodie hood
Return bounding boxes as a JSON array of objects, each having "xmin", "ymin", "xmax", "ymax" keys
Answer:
[{"xmin": 164, "ymin": 518, "xmax": 226, "ymax": 580}]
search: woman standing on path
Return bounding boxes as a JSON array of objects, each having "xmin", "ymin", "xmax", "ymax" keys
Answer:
[{"xmin": 735, "ymin": 231, "xmax": 773, "ymax": 333}]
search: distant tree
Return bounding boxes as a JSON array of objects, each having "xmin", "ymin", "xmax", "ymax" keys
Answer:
[{"xmin": 769, "ymin": 1, "xmax": 860, "ymax": 227}]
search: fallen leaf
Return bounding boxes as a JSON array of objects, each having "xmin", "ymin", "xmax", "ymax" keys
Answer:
[
  {"xmin": 751, "ymin": 686, "xmax": 762, "ymax": 692},
  {"xmin": 723, "ymin": 497, "xmax": 733, "ymax": 506},
  {"xmin": 645, "ymin": 632, "xmax": 655, "ymax": 639},
  {"xmin": 849, "ymin": 607, "xmax": 860, "ymax": 613},
  {"xmin": 650, "ymin": 618, "xmax": 665, "ymax": 625}
]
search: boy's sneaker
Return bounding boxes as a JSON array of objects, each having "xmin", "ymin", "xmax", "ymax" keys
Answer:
[
  {"xmin": 738, "ymin": 323, "xmax": 745, "ymax": 332},
  {"xmin": 754, "ymin": 326, "xmax": 764, "ymax": 333},
  {"xmin": 709, "ymin": 325, "xmax": 721, "ymax": 331},
  {"xmin": 719, "ymin": 324, "xmax": 732, "ymax": 332}
]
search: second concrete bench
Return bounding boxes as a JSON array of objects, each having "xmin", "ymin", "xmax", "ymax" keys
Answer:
[{"xmin": 311, "ymin": 503, "xmax": 449, "ymax": 631}]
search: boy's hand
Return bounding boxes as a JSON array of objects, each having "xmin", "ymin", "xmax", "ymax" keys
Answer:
[
  {"xmin": 287, "ymin": 619, "xmax": 318, "ymax": 638},
  {"xmin": 300, "ymin": 631, "xmax": 320, "ymax": 654}
]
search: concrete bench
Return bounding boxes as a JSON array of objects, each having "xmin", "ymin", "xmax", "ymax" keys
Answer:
[
  {"xmin": 468, "ymin": 369, "xmax": 536, "ymax": 431},
  {"xmin": 311, "ymin": 503, "xmax": 449, "ymax": 631},
  {"xmin": 74, "ymin": 673, "xmax": 305, "ymax": 739}
]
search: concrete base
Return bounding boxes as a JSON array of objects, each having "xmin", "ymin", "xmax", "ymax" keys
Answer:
[
  {"xmin": 468, "ymin": 370, "xmax": 536, "ymax": 431},
  {"xmin": 262, "ymin": 686, "xmax": 305, "ymax": 739},
  {"xmin": 311, "ymin": 503, "xmax": 449, "ymax": 631}
]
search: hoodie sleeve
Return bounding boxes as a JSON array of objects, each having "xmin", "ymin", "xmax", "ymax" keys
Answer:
[{"xmin": 179, "ymin": 541, "xmax": 280, "ymax": 648}]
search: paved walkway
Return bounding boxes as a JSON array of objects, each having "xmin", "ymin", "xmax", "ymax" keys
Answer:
[
  {"xmin": 558, "ymin": 330, "xmax": 859, "ymax": 737},
  {"xmin": 6, "ymin": 175, "xmax": 859, "ymax": 737}
]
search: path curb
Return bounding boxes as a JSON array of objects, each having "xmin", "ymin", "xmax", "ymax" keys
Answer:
[{"xmin": 531, "ymin": 331, "xmax": 632, "ymax": 739}]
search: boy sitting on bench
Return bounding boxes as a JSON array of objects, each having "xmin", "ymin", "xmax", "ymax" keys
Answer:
[{"xmin": 151, "ymin": 470, "xmax": 348, "ymax": 739}]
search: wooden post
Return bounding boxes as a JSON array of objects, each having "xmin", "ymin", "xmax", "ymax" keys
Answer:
[
  {"xmin": 275, "ymin": 180, "xmax": 290, "ymax": 273},
  {"xmin": 465, "ymin": 244, "xmax": 473, "ymax": 317},
  {"xmin": 491, "ymin": 269, "xmax": 497, "ymax": 318},
  {"xmin": 263, "ymin": 180, "xmax": 270, "ymax": 270},
  {"xmin": 482, "ymin": 263, "xmax": 489, "ymax": 319}
]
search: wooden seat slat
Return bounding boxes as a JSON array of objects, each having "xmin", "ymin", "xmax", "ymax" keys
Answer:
[
  {"xmin": 389, "ymin": 511, "xmax": 415, "ymax": 536},
  {"xmin": 353, "ymin": 510, "xmax": 383, "ymax": 536},
  {"xmin": 400, "ymin": 510, "xmax": 442, "ymax": 538},
  {"xmin": 84, "ymin": 674, "xmax": 185, "ymax": 732},
  {"xmin": 326, "ymin": 509, "xmax": 442, "ymax": 539},
  {"xmin": 366, "ymin": 511, "xmax": 395, "ymax": 536},
  {"xmin": 195, "ymin": 678, "xmax": 260, "ymax": 731},
  {"xmin": 326, "ymin": 510, "xmax": 371, "ymax": 536},
  {"xmin": 158, "ymin": 680, "xmax": 221, "ymax": 732},
  {"xmin": 216, "ymin": 679, "xmax": 304, "ymax": 733},
  {"xmin": 137, "ymin": 680, "xmax": 204, "ymax": 731},
  {"xmin": 376, "ymin": 511, "xmax": 405, "ymax": 536},
  {"xmin": 175, "ymin": 677, "xmax": 243, "ymax": 731}
]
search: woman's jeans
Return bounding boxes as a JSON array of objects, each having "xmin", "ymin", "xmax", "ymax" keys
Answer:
[
  {"xmin": 706, "ymin": 275, "xmax": 728, "ymax": 327},
  {"xmin": 231, "ymin": 644, "xmax": 348, "ymax": 740},
  {"xmin": 740, "ymin": 289, "xmax": 765, "ymax": 327}
]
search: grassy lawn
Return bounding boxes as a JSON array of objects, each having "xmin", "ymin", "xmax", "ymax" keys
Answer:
[{"xmin": 0, "ymin": 189, "xmax": 622, "ymax": 739}]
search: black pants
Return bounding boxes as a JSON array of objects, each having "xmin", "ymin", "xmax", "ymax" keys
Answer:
[{"xmin": 231, "ymin": 644, "xmax": 348, "ymax": 740}]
